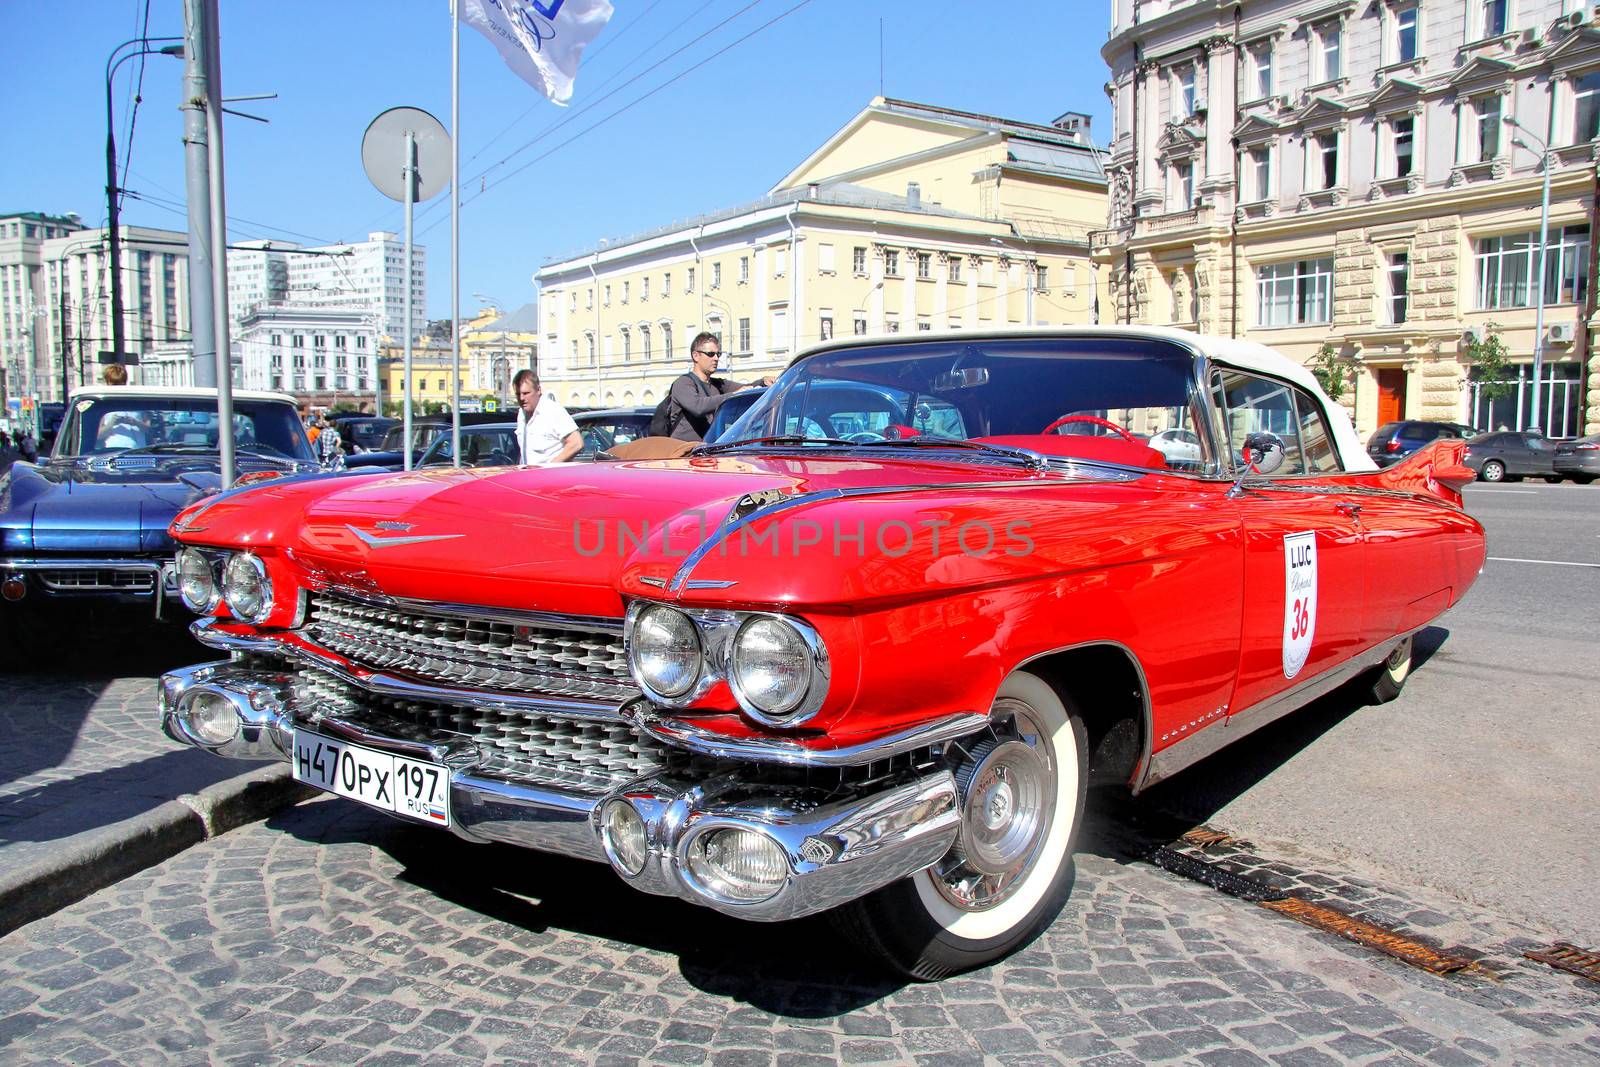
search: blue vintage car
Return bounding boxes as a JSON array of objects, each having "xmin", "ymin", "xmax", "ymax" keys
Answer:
[{"xmin": 0, "ymin": 387, "xmax": 320, "ymax": 627}]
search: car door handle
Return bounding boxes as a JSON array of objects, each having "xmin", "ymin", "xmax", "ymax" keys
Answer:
[{"xmin": 1336, "ymin": 503, "xmax": 1362, "ymax": 518}]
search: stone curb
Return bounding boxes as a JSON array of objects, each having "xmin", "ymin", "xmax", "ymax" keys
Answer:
[{"xmin": 0, "ymin": 764, "xmax": 315, "ymax": 938}]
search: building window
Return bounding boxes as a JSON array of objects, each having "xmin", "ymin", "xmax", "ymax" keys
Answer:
[
  {"xmin": 640, "ymin": 324, "xmax": 652, "ymax": 360},
  {"xmin": 1391, "ymin": 115, "xmax": 1416, "ymax": 177},
  {"xmin": 853, "ymin": 314, "xmax": 867, "ymax": 335},
  {"xmin": 686, "ymin": 267, "xmax": 695, "ymax": 292},
  {"xmin": 1315, "ymin": 132, "xmax": 1340, "ymax": 190},
  {"xmin": 770, "ymin": 307, "xmax": 788, "ymax": 348},
  {"xmin": 853, "ymin": 247, "xmax": 867, "ymax": 275},
  {"xmin": 622, "ymin": 281, "xmax": 630, "ymax": 303},
  {"xmin": 1247, "ymin": 146, "xmax": 1273, "ymax": 200},
  {"xmin": 604, "ymin": 284, "xmax": 611, "ymax": 306},
  {"xmin": 1251, "ymin": 45, "xmax": 1273, "ymax": 100},
  {"xmin": 737, "ymin": 317, "xmax": 751, "ymax": 352},
  {"xmin": 949, "ymin": 257, "xmax": 962, "ymax": 283},
  {"xmin": 568, "ymin": 291, "xmax": 576, "ymax": 312},
  {"xmin": 1387, "ymin": 252, "xmax": 1410, "ymax": 324},
  {"xmin": 1256, "ymin": 257, "xmax": 1334, "ymax": 326},
  {"xmin": 662, "ymin": 324, "xmax": 673, "ymax": 359},
  {"xmin": 1035, "ymin": 265, "xmax": 1049, "ymax": 291},
  {"xmin": 1394, "ymin": 5, "xmax": 1419, "ymax": 63},
  {"xmin": 588, "ymin": 334, "xmax": 597, "ymax": 364},
  {"xmin": 1174, "ymin": 66, "xmax": 1196, "ymax": 119},
  {"xmin": 621, "ymin": 327, "xmax": 631, "ymax": 362},
  {"xmin": 1317, "ymin": 25, "xmax": 1342, "ymax": 83},
  {"xmin": 819, "ymin": 313, "xmax": 833, "ymax": 340},
  {"xmin": 1476, "ymin": 226, "xmax": 1591, "ymax": 308},
  {"xmin": 1171, "ymin": 160, "xmax": 1194, "ymax": 209},
  {"xmin": 641, "ymin": 277, "xmax": 649, "ymax": 300},
  {"xmin": 711, "ymin": 263, "xmax": 721, "ymax": 289},
  {"xmin": 885, "ymin": 314, "xmax": 900, "ymax": 333},
  {"xmin": 885, "ymin": 250, "xmax": 900, "ymax": 277},
  {"xmin": 1481, "ymin": 0, "xmax": 1507, "ymax": 38},
  {"xmin": 916, "ymin": 252, "xmax": 931, "ymax": 279},
  {"xmin": 740, "ymin": 256, "xmax": 751, "ymax": 284},
  {"xmin": 1473, "ymin": 96, "xmax": 1502, "ymax": 161},
  {"xmin": 1575, "ymin": 71, "xmax": 1600, "ymax": 144},
  {"xmin": 817, "ymin": 243, "xmax": 836, "ymax": 273},
  {"xmin": 586, "ymin": 287, "xmax": 594, "ymax": 309},
  {"xmin": 663, "ymin": 272, "xmax": 670, "ymax": 295}
]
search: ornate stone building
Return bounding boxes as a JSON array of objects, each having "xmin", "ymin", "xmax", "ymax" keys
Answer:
[{"xmin": 1096, "ymin": 0, "xmax": 1600, "ymax": 436}]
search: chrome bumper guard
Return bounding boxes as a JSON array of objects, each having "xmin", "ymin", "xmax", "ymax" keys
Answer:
[{"xmin": 160, "ymin": 659, "xmax": 962, "ymax": 921}]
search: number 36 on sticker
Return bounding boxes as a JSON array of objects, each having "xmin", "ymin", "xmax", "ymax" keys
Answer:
[{"xmin": 1282, "ymin": 532, "xmax": 1317, "ymax": 679}]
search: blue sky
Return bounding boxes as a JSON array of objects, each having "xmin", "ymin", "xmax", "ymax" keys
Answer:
[{"xmin": 2, "ymin": 1, "xmax": 1111, "ymax": 319}]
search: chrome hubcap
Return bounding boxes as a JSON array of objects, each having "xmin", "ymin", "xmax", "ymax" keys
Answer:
[{"xmin": 929, "ymin": 700, "xmax": 1057, "ymax": 911}]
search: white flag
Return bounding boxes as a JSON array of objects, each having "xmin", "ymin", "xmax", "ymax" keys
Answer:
[{"xmin": 459, "ymin": 0, "xmax": 613, "ymax": 106}]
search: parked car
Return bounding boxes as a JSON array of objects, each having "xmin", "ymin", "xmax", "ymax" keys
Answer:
[
  {"xmin": 1462, "ymin": 431, "xmax": 1561, "ymax": 483},
  {"xmin": 36, "ymin": 402, "xmax": 66, "ymax": 453},
  {"xmin": 415, "ymin": 423, "xmax": 520, "ymax": 468},
  {"xmin": 0, "ymin": 387, "xmax": 319, "ymax": 632},
  {"xmin": 158, "ymin": 328, "xmax": 1483, "ymax": 978},
  {"xmin": 574, "ymin": 407, "xmax": 653, "ymax": 456},
  {"xmin": 345, "ymin": 413, "xmax": 510, "ymax": 471},
  {"xmin": 330, "ymin": 415, "xmax": 398, "ymax": 453},
  {"xmin": 1365, "ymin": 420, "xmax": 1477, "ymax": 468},
  {"xmin": 705, "ymin": 388, "xmax": 765, "ymax": 444},
  {"xmin": 1553, "ymin": 434, "xmax": 1600, "ymax": 484}
]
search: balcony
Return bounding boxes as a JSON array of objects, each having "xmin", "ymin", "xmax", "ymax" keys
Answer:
[{"xmin": 1134, "ymin": 205, "xmax": 1211, "ymax": 238}]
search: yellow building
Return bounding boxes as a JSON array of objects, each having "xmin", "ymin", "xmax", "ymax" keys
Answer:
[
  {"xmin": 380, "ymin": 306, "xmax": 538, "ymax": 414},
  {"xmin": 535, "ymin": 97, "xmax": 1108, "ymax": 408},
  {"xmin": 1095, "ymin": 0, "xmax": 1598, "ymax": 437}
]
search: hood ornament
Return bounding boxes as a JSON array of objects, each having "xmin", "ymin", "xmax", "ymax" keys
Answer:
[{"xmin": 346, "ymin": 523, "xmax": 464, "ymax": 548}]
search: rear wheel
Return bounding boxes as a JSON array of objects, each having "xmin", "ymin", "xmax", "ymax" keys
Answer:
[
  {"xmin": 833, "ymin": 671, "xmax": 1088, "ymax": 980},
  {"xmin": 1545, "ymin": 476, "xmax": 1563, "ymax": 484},
  {"xmin": 1364, "ymin": 634, "xmax": 1413, "ymax": 704},
  {"xmin": 1480, "ymin": 460, "xmax": 1506, "ymax": 482},
  {"xmin": 1574, "ymin": 475, "xmax": 1596, "ymax": 485}
]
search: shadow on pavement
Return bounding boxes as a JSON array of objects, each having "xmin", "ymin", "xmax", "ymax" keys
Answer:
[
  {"xmin": 326, "ymin": 813, "xmax": 909, "ymax": 1015},
  {"xmin": 1082, "ymin": 625, "xmax": 1451, "ymax": 858}
]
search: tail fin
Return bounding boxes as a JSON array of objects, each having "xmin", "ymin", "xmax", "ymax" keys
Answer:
[{"xmin": 1376, "ymin": 438, "xmax": 1475, "ymax": 507}]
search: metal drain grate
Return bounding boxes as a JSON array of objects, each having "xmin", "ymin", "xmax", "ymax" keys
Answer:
[
  {"xmin": 1524, "ymin": 942, "xmax": 1600, "ymax": 983},
  {"xmin": 1261, "ymin": 897, "xmax": 1478, "ymax": 975},
  {"xmin": 1146, "ymin": 846, "xmax": 1284, "ymax": 903}
]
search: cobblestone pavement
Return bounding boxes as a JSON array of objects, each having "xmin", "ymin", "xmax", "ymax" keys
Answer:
[
  {"xmin": 0, "ymin": 628, "xmax": 240, "ymax": 867},
  {"xmin": 2, "ymin": 796, "xmax": 1596, "ymax": 1066}
]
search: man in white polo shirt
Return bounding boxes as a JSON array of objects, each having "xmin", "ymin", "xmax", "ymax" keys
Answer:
[{"xmin": 513, "ymin": 369, "xmax": 582, "ymax": 464}]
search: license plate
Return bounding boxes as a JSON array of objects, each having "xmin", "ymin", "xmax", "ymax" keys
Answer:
[{"xmin": 291, "ymin": 729, "xmax": 451, "ymax": 826}]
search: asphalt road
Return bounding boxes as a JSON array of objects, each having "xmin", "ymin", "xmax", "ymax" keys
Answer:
[{"xmin": 1142, "ymin": 480, "xmax": 1600, "ymax": 947}]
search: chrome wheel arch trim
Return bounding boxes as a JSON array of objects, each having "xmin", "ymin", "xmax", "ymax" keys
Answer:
[{"xmin": 1013, "ymin": 639, "xmax": 1155, "ymax": 795}]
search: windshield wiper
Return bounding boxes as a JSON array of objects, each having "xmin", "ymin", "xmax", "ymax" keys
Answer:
[
  {"xmin": 855, "ymin": 436, "xmax": 1051, "ymax": 470},
  {"xmin": 693, "ymin": 434, "xmax": 854, "ymax": 455}
]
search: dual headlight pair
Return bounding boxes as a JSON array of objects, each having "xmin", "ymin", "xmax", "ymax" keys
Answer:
[
  {"xmin": 625, "ymin": 602, "xmax": 829, "ymax": 728},
  {"xmin": 175, "ymin": 546, "xmax": 273, "ymax": 622}
]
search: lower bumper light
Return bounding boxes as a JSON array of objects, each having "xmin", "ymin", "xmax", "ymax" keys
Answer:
[
  {"xmin": 686, "ymin": 827, "xmax": 788, "ymax": 904},
  {"xmin": 600, "ymin": 799, "xmax": 648, "ymax": 877},
  {"xmin": 186, "ymin": 691, "xmax": 241, "ymax": 745}
]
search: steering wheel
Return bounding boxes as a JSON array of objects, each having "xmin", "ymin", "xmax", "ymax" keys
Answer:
[
  {"xmin": 1041, "ymin": 414, "xmax": 1139, "ymax": 443},
  {"xmin": 844, "ymin": 431, "xmax": 887, "ymax": 443}
]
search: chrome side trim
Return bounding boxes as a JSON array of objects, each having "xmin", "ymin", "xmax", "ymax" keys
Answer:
[
  {"xmin": 189, "ymin": 618, "xmax": 629, "ymax": 722},
  {"xmin": 1139, "ymin": 635, "xmax": 1404, "ymax": 790},
  {"xmin": 631, "ymin": 710, "xmax": 990, "ymax": 767},
  {"xmin": 2, "ymin": 557, "xmax": 165, "ymax": 573}
]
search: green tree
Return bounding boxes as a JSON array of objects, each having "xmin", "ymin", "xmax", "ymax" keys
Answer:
[
  {"xmin": 1463, "ymin": 322, "xmax": 1514, "ymax": 400},
  {"xmin": 1310, "ymin": 342, "xmax": 1349, "ymax": 401}
]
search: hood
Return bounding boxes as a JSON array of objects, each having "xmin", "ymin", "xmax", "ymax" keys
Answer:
[
  {"xmin": 180, "ymin": 453, "xmax": 1061, "ymax": 617},
  {"xmin": 3, "ymin": 456, "xmax": 309, "ymax": 554}
]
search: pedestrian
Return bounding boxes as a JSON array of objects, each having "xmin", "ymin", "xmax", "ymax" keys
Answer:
[
  {"xmin": 658, "ymin": 332, "xmax": 773, "ymax": 442},
  {"xmin": 102, "ymin": 363, "xmax": 128, "ymax": 386},
  {"xmin": 19, "ymin": 429, "xmax": 38, "ymax": 463},
  {"xmin": 512, "ymin": 369, "xmax": 582, "ymax": 464}
]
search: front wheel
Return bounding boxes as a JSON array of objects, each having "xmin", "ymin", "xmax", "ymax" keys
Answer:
[
  {"xmin": 833, "ymin": 671, "xmax": 1088, "ymax": 980},
  {"xmin": 1480, "ymin": 460, "xmax": 1506, "ymax": 482}
]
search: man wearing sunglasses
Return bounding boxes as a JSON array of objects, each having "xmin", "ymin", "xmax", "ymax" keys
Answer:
[{"xmin": 659, "ymin": 331, "xmax": 775, "ymax": 442}]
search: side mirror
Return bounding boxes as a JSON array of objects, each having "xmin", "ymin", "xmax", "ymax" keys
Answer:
[{"xmin": 1243, "ymin": 431, "xmax": 1285, "ymax": 475}]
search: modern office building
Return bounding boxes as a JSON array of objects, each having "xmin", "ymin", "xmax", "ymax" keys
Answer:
[
  {"xmin": 1096, "ymin": 0, "xmax": 1599, "ymax": 436},
  {"xmin": 0, "ymin": 212, "xmax": 84, "ymax": 414},
  {"xmin": 227, "ymin": 232, "xmax": 426, "ymax": 347},
  {"xmin": 535, "ymin": 97, "xmax": 1108, "ymax": 409}
]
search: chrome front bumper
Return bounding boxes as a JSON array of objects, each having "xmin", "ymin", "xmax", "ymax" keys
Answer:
[{"xmin": 160, "ymin": 660, "xmax": 961, "ymax": 921}]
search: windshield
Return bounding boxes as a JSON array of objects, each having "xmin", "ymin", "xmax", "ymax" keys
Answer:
[
  {"xmin": 717, "ymin": 337, "xmax": 1212, "ymax": 473},
  {"xmin": 54, "ymin": 395, "xmax": 316, "ymax": 462}
]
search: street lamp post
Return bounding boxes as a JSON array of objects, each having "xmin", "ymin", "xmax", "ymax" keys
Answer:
[
  {"xmin": 106, "ymin": 37, "xmax": 184, "ymax": 368},
  {"xmin": 1507, "ymin": 116, "xmax": 1553, "ymax": 434}
]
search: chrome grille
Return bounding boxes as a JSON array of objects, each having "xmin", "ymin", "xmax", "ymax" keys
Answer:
[
  {"xmin": 293, "ymin": 664, "xmax": 673, "ymax": 793},
  {"xmin": 305, "ymin": 592, "xmax": 636, "ymax": 702},
  {"xmin": 39, "ymin": 568, "xmax": 157, "ymax": 592}
]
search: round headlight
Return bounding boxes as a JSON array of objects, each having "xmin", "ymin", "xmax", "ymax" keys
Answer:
[
  {"xmin": 685, "ymin": 827, "xmax": 788, "ymax": 903},
  {"xmin": 183, "ymin": 690, "xmax": 240, "ymax": 746},
  {"xmin": 628, "ymin": 604, "xmax": 702, "ymax": 700},
  {"xmin": 221, "ymin": 553, "xmax": 272, "ymax": 622},
  {"xmin": 176, "ymin": 548, "xmax": 218, "ymax": 613},
  {"xmin": 599, "ymin": 799, "xmax": 649, "ymax": 877},
  {"xmin": 730, "ymin": 616, "xmax": 820, "ymax": 723}
]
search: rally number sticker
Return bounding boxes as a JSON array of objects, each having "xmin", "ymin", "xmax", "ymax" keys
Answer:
[{"xmin": 1282, "ymin": 532, "xmax": 1317, "ymax": 679}]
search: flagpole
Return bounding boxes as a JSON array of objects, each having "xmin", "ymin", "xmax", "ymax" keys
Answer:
[{"xmin": 450, "ymin": 0, "xmax": 462, "ymax": 467}]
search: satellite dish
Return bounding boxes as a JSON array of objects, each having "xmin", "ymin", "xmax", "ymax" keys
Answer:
[{"xmin": 361, "ymin": 107, "xmax": 450, "ymax": 203}]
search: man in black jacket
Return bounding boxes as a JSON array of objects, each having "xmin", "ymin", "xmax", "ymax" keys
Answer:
[{"xmin": 663, "ymin": 332, "xmax": 773, "ymax": 441}]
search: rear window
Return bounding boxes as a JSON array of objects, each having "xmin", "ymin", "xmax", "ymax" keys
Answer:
[{"xmin": 1397, "ymin": 424, "xmax": 1443, "ymax": 442}]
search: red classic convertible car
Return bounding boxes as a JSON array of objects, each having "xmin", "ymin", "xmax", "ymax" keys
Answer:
[{"xmin": 159, "ymin": 328, "xmax": 1483, "ymax": 978}]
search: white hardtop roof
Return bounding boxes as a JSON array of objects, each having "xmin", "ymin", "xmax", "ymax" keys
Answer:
[
  {"xmin": 67, "ymin": 385, "xmax": 299, "ymax": 404},
  {"xmin": 790, "ymin": 325, "xmax": 1377, "ymax": 473}
]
